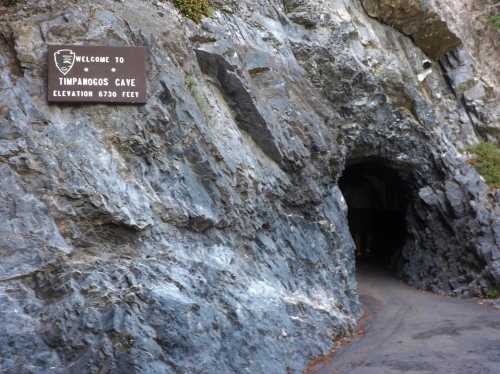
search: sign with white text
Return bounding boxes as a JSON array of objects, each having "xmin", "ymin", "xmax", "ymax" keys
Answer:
[{"xmin": 47, "ymin": 45, "xmax": 147, "ymax": 104}]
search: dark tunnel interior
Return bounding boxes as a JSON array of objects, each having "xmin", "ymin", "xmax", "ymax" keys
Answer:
[{"xmin": 339, "ymin": 160, "xmax": 410, "ymax": 270}]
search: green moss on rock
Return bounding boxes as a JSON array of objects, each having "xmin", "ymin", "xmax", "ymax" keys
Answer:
[
  {"xmin": 172, "ymin": 0, "xmax": 211, "ymax": 23},
  {"xmin": 467, "ymin": 143, "xmax": 500, "ymax": 189}
]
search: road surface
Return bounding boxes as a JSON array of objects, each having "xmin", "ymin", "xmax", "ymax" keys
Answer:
[{"xmin": 307, "ymin": 266, "xmax": 500, "ymax": 374}]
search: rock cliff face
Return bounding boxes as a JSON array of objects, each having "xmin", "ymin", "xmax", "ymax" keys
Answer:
[
  {"xmin": 361, "ymin": 0, "xmax": 500, "ymax": 143},
  {"xmin": 0, "ymin": 0, "xmax": 498, "ymax": 373}
]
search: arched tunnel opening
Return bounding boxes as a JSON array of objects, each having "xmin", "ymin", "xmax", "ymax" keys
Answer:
[{"xmin": 339, "ymin": 159, "xmax": 411, "ymax": 271}]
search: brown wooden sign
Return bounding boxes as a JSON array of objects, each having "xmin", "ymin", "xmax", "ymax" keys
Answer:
[{"xmin": 47, "ymin": 45, "xmax": 147, "ymax": 104}]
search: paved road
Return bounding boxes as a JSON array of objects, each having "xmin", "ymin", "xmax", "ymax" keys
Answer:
[{"xmin": 308, "ymin": 266, "xmax": 500, "ymax": 374}]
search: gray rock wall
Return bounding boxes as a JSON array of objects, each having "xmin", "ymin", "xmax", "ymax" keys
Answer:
[{"xmin": 0, "ymin": 0, "xmax": 498, "ymax": 373}]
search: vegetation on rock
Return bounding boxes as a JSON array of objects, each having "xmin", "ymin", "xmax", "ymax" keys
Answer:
[
  {"xmin": 467, "ymin": 142, "xmax": 500, "ymax": 188},
  {"xmin": 172, "ymin": 0, "xmax": 211, "ymax": 23},
  {"xmin": 0, "ymin": 0, "xmax": 18, "ymax": 6},
  {"xmin": 489, "ymin": 1, "xmax": 500, "ymax": 29},
  {"xmin": 490, "ymin": 15, "xmax": 500, "ymax": 29},
  {"xmin": 485, "ymin": 288, "xmax": 499, "ymax": 299}
]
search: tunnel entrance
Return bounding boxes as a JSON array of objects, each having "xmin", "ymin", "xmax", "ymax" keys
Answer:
[{"xmin": 339, "ymin": 159, "xmax": 410, "ymax": 270}]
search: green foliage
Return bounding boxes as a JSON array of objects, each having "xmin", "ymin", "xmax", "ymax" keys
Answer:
[
  {"xmin": 467, "ymin": 142, "xmax": 500, "ymax": 189},
  {"xmin": 0, "ymin": 0, "xmax": 18, "ymax": 6},
  {"xmin": 489, "ymin": 15, "xmax": 500, "ymax": 29},
  {"xmin": 489, "ymin": 1, "xmax": 500, "ymax": 29},
  {"xmin": 485, "ymin": 288, "xmax": 499, "ymax": 299},
  {"xmin": 172, "ymin": 0, "xmax": 211, "ymax": 23}
]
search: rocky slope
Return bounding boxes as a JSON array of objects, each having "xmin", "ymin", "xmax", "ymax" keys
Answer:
[{"xmin": 0, "ymin": 0, "xmax": 499, "ymax": 373}]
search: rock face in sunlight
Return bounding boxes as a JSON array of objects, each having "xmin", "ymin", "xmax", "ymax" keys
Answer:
[
  {"xmin": 0, "ymin": 0, "xmax": 498, "ymax": 373},
  {"xmin": 361, "ymin": 0, "xmax": 462, "ymax": 59},
  {"xmin": 361, "ymin": 0, "xmax": 500, "ymax": 143}
]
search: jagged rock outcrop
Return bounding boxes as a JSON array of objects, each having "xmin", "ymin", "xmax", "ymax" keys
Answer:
[
  {"xmin": 361, "ymin": 0, "xmax": 462, "ymax": 59},
  {"xmin": 361, "ymin": 0, "xmax": 500, "ymax": 143},
  {"xmin": 0, "ymin": 0, "xmax": 499, "ymax": 373}
]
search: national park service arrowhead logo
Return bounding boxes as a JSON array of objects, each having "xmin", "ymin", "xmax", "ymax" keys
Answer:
[{"xmin": 54, "ymin": 49, "xmax": 75, "ymax": 75}]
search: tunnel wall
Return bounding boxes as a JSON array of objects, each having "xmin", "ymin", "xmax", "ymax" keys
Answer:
[{"xmin": 340, "ymin": 144, "xmax": 499, "ymax": 296}]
